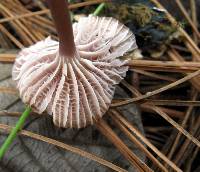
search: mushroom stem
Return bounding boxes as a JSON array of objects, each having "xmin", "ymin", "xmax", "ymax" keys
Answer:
[{"xmin": 47, "ymin": 0, "xmax": 76, "ymax": 57}]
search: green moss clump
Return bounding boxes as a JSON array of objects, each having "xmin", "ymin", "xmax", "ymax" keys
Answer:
[
  {"xmin": 130, "ymin": 4, "xmax": 155, "ymax": 27},
  {"xmin": 105, "ymin": 3, "xmax": 179, "ymax": 57}
]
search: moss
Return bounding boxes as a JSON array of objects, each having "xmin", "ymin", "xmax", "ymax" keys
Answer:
[
  {"xmin": 106, "ymin": 3, "xmax": 179, "ymax": 57},
  {"xmin": 129, "ymin": 4, "xmax": 155, "ymax": 27},
  {"xmin": 155, "ymin": 18, "xmax": 177, "ymax": 34},
  {"xmin": 107, "ymin": 4, "xmax": 155, "ymax": 27}
]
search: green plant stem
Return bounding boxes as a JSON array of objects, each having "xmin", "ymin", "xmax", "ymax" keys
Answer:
[
  {"xmin": 0, "ymin": 2, "xmax": 105, "ymax": 160},
  {"xmin": 0, "ymin": 106, "xmax": 31, "ymax": 159},
  {"xmin": 93, "ymin": 3, "xmax": 105, "ymax": 16}
]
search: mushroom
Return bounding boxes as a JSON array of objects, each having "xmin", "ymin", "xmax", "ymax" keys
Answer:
[{"xmin": 12, "ymin": 0, "xmax": 137, "ymax": 128}]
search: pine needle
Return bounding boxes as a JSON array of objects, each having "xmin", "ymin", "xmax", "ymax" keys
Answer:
[{"xmin": 0, "ymin": 123, "xmax": 127, "ymax": 172}]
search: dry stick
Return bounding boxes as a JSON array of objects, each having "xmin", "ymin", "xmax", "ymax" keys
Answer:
[
  {"xmin": 144, "ymin": 99, "xmax": 200, "ymax": 107},
  {"xmin": 148, "ymin": 105, "xmax": 200, "ymax": 147},
  {"xmin": 15, "ymin": 0, "xmax": 54, "ymax": 27},
  {"xmin": 111, "ymin": 69, "xmax": 200, "ymax": 107},
  {"xmin": 185, "ymin": 42, "xmax": 200, "ymax": 62},
  {"xmin": 27, "ymin": 26, "xmax": 44, "ymax": 41},
  {"xmin": 18, "ymin": 4, "xmax": 56, "ymax": 33},
  {"xmin": 133, "ymin": 69, "xmax": 176, "ymax": 82},
  {"xmin": 0, "ymin": 87, "xmax": 18, "ymax": 94},
  {"xmin": 0, "ymin": 124, "xmax": 127, "ymax": 172},
  {"xmin": 28, "ymin": 17, "xmax": 56, "ymax": 33},
  {"xmin": 150, "ymin": 0, "xmax": 200, "ymax": 57},
  {"xmin": 10, "ymin": 0, "xmax": 54, "ymax": 28},
  {"xmin": 168, "ymin": 48, "xmax": 200, "ymax": 92},
  {"xmin": 167, "ymin": 91, "xmax": 198, "ymax": 159},
  {"xmin": 145, "ymin": 126, "xmax": 172, "ymax": 133},
  {"xmin": 0, "ymin": 53, "xmax": 17, "ymax": 62},
  {"xmin": 190, "ymin": 0, "xmax": 198, "ymax": 43},
  {"xmin": 141, "ymin": 105, "xmax": 184, "ymax": 119},
  {"xmin": 185, "ymin": 146, "xmax": 199, "ymax": 172},
  {"xmin": 109, "ymin": 112, "xmax": 168, "ymax": 172},
  {"xmin": 145, "ymin": 134, "xmax": 166, "ymax": 145},
  {"xmin": 6, "ymin": 1, "xmax": 54, "ymax": 40},
  {"xmin": 167, "ymin": 48, "xmax": 184, "ymax": 62},
  {"xmin": 129, "ymin": 60, "xmax": 200, "ymax": 68},
  {"xmin": 3, "ymin": 1, "xmax": 39, "ymax": 43},
  {"xmin": 120, "ymin": 81, "xmax": 200, "ymax": 153},
  {"xmin": 0, "ymin": 111, "xmax": 47, "ymax": 117},
  {"xmin": 29, "ymin": 16, "xmax": 55, "ymax": 29},
  {"xmin": 175, "ymin": 136, "xmax": 200, "ymax": 169},
  {"xmin": 114, "ymin": 98, "xmax": 200, "ymax": 107},
  {"xmin": 121, "ymin": 80, "xmax": 191, "ymax": 118},
  {"xmin": 111, "ymin": 110, "xmax": 182, "ymax": 172},
  {"xmin": 130, "ymin": 67, "xmax": 196, "ymax": 73},
  {"xmin": 0, "ymin": 111, "xmax": 21, "ymax": 117},
  {"xmin": 7, "ymin": 1, "xmax": 43, "ymax": 42},
  {"xmin": 95, "ymin": 119, "xmax": 153, "ymax": 172},
  {"xmin": 0, "ymin": 32, "xmax": 10, "ymax": 49},
  {"xmin": 35, "ymin": 0, "xmax": 51, "ymax": 18},
  {"xmin": 17, "ymin": 3, "xmax": 52, "ymax": 41},
  {"xmin": 0, "ymin": 3, "xmax": 34, "ymax": 45},
  {"xmin": 175, "ymin": 0, "xmax": 200, "ymax": 39},
  {"xmin": 170, "ymin": 44, "xmax": 190, "ymax": 53},
  {"xmin": 0, "ymin": 25, "xmax": 24, "ymax": 49},
  {"xmin": 128, "ymin": 60, "xmax": 200, "ymax": 73},
  {"xmin": 0, "ymin": 0, "xmax": 108, "ymax": 24},
  {"xmin": 9, "ymin": 5, "xmax": 42, "ymax": 42},
  {"xmin": 140, "ymin": 84, "xmax": 171, "ymax": 94},
  {"xmin": 174, "ymin": 116, "xmax": 200, "ymax": 165},
  {"xmin": 31, "ymin": 24, "xmax": 55, "ymax": 39}
]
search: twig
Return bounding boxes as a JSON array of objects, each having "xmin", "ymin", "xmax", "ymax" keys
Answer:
[
  {"xmin": 141, "ymin": 105, "xmax": 184, "ymax": 119},
  {"xmin": 111, "ymin": 110, "xmax": 182, "ymax": 172},
  {"xmin": 0, "ymin": 87, "xmax": 18, "ymax": 94},
  {"xmin": 114, "ymin": 98, "xmax": 200, "ymax": 107},
  {"xmin": 144, "ymin": 99, "xmax": 200, "ymax": 107},
  {"xmin": 190, "ymin": 0, "xmax": 198, "ymax": 43},
  {"xmin": 133, "ymin": 69, "xmax": 176, "ymax": 82},
  {"xmin": 184, "ymin": 146, "xmax": 199, "ymax": 172},
  {"xmin": 120, "ymin": 81, "xmax": 200, "ymax": 148},
  {"xmin": 129, "ymin": 60, "xmax": 200, "ymax": 69},
  {"xmin": 167, "ymin": 91, "xmax": 198, "ymax": 159},
  {"xmin": 174, "ymin": 116, "xmax": 200, "ymax": 165},
  {"xmin": 149, "ymin": 105, "xmax": 200, "ymax": 148},
  {"xmin": 111, "ymin": 69, "xmax": 200, "ymax": 107},
  {"xmin": 175, "ymin": 0, "xmax": 200, "ymax": 39},
  {"xmin": 109, "ymin": 111, "xmax": 168, "ymax": 172},
  {"xmin": 168, "ymin": 48, "xmax": 200, "ymax": 92},
  {"xmin": 0, "ymin": 111, "xmax": 21, "ymax": 116},
  {"xmin": 95, "ymin": 119, "xmax": 153, "ymax": 172},
  {"xmin": 0, "ymin": 0, "xmax": 108, "ymax": 24},
  {"xmin": 0, "ymin": 25, "xmax": 24, "ymax": 48},
  {"xmin": 0, "ymin": 123, "xmax": 127, "ymax": 172}
]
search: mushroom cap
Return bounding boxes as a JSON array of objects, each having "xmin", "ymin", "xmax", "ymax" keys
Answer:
[{"xmin": 12, "ymin": 15, "xmax": 137, "ymax": 128}]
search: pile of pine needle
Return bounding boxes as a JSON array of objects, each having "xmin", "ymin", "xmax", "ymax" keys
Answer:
[{"xmin": 0, "ymin": 0, "xmax": 199, "ymax": 171}]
